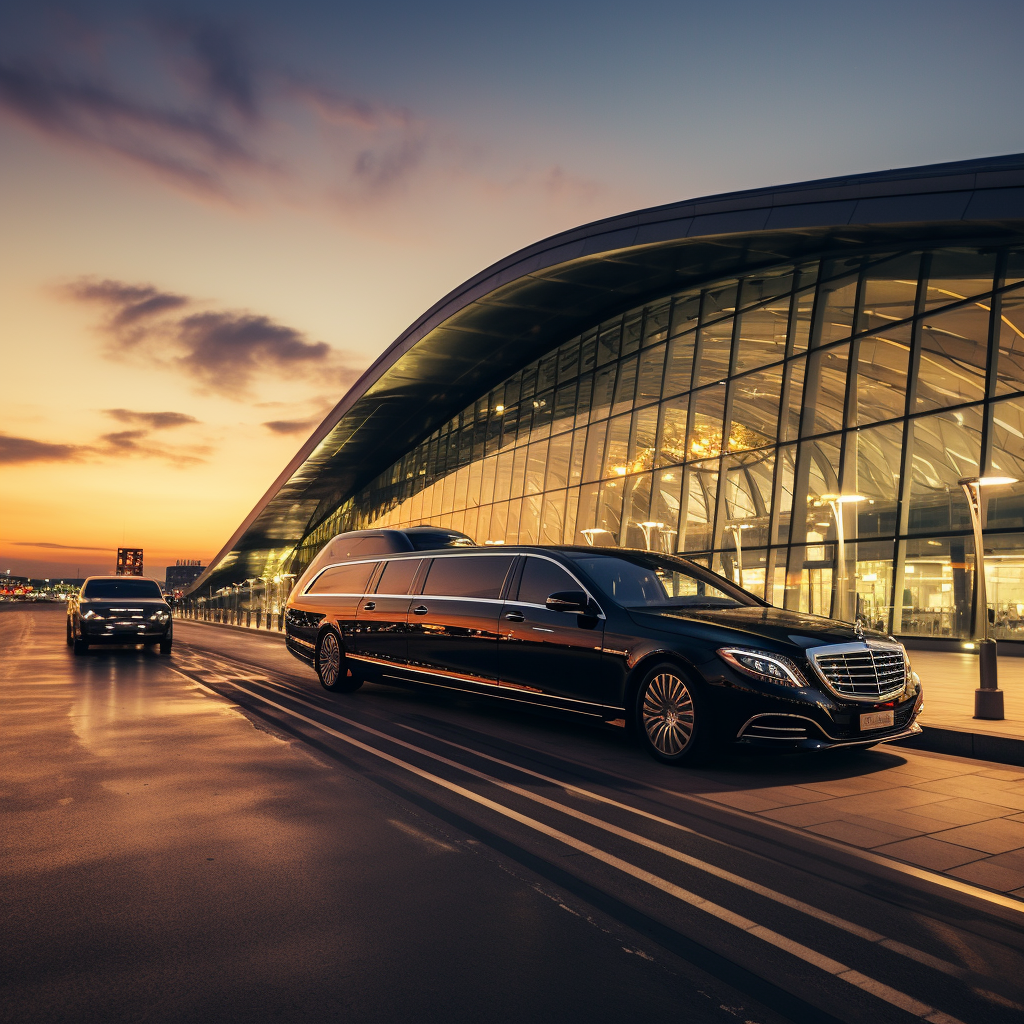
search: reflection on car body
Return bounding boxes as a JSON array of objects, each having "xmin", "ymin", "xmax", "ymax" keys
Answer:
[{"xmin": 285, "ymin": 539, "xmax": 923, "ymax": 764}]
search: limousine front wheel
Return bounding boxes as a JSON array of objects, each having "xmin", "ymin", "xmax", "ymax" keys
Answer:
[
  {"xmin": 316, "ymin": 630, "xmax": 361, "ymax": 693},
  {"xmin": 635, "ymin": 663, "xmax": 708, "ymax": 765}
]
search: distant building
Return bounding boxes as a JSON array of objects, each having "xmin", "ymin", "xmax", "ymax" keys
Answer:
[
  {"xmin": 0, "ymin": 573, "xmax": 31, "ymax": 596},
  {"xmin": 166, "ymin": 560, "xmax": 205, "ymax": 596},
  {"xmin": 116, "ymin": 548, "xmax": 144, "ymax": 576}
]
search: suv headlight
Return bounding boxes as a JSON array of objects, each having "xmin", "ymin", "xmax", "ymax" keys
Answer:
[
  {"xmin": 150, "ymin": 610, "xmax": 170, "ymax": 621},
  {"xmin": 718, "ymin": 648, "xmax": 807, "ymax": 688}
]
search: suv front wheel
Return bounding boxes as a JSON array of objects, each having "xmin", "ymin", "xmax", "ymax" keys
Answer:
[
  {"xmin": 634, "ymin": 662, "xmax": 710, "ymax": 765},
  {"xmin": 316, "ymin": 629, "xmax": 361, "ymax": 693}
]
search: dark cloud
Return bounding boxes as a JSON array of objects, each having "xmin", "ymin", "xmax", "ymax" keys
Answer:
[
  {"xmin": 64, "ymin": 276, "xmax": 352, "ymax": 395},
  {"xmin": 262, "ymin": 418, "xmax": 317, "ymax": 435},
  {"xmin": 12, "ymin": 541, "xmax": 109, "ymax": 551},
  {"xmin": 0, "ymin": 433, "xmax": 85, "ymax": 464},
  {"xmin": 104, "ymin": 408, "xmax": 199, "ymax": 429},
  {"xmin": 97, "ymin": 429, "xmax": 209, "ymax": 465}
]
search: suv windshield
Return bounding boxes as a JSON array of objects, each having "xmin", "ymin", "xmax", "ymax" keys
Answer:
[
  {"xmin": 572, "ymin": 554, "xmax": 758, "ymax": 610},
  {"xmin": 82, "ymin": 579, "xmax": 163, "ymax": 599}
]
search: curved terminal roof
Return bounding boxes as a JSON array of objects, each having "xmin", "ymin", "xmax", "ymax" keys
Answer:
[{"xmin": 189, "ymin": 152, "xmax": 1024, "ymax": 595}]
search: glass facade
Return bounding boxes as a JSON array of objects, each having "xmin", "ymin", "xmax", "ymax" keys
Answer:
[{"xmin": 295, "ymin": 247, "xmax": 1024, "ymax": 641}]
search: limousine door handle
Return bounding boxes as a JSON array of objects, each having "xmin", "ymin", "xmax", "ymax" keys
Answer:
[
  {"xmin": 504, "ymin": 611, "xmax": 525, "ymax": 622},
  {"xmin": 362, "ymin": 601, "xmax": 375, "ymax": 611},
  {"xmin": 412, "ymin": 605, "xmax": 429, "ymax": 615}
]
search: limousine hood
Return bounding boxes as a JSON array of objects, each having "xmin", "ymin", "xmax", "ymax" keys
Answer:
[{"xmin": 627, "ymin": 604, "xmax": 892, "ymax": 651}]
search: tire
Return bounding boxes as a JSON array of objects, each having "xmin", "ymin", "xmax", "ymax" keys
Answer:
[
  {"xmin": 66, "ymin": 619, "xmax": 73, "ymax": 646},
  {"xmin": 73, "ymin": 638, "xmax": 89, "ymax": 656},
  {"xmin": 316, "ymin": 629, "xmax": 361, "ymax": 693},
  {"xmin": 633, "ymin": 662, "xmax": 710, "ymax": 765},
  {"xmin": 159, "ymin": 637, "xmax": 173, "ymax": 655}
]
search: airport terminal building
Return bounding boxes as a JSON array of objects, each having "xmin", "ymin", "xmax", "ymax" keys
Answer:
[{"xmin": 186, "ymin": 155, "xmax": 1024, "ymax": 645}]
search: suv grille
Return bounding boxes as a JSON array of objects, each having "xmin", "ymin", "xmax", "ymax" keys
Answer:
[{"xmin": 811, "ymin": 645, "xmax": 906, "ymax": 700}]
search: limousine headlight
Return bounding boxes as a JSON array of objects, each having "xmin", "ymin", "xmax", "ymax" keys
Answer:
[{"xmin": 718, "ymin": 648, "xmax": 808, "ymax": 688}]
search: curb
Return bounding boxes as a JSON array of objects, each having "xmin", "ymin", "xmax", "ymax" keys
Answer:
[
  {"xmin": 892, "ymin": 727, "xmax": 1024, "ymax": 768},
  {"xmin": 174, "ymin": 618, "xmax": 286, "ymax": 642}
]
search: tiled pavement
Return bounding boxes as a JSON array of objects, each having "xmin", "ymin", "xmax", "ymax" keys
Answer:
[{"xmin": 699, "ymin": 747, "xmax": 1024, "ymax": 897}]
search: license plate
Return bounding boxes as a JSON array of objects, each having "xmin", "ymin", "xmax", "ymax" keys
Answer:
[{"xmin": 860, "ymin": 710, "xmax": 895, "ymax": 731}]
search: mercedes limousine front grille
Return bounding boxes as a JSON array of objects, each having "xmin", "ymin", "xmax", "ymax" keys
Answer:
[{"xmin": 807, "ymin": 643, "xmax": 907, "ymax": 701}]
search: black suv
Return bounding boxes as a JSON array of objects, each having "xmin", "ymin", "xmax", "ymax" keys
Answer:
[
  {"xmin": 285, "ymin": 545, "xmax": 923, "ymax": 764},
  {"xmin": 68, "ymin": 576, "xmax": 173, "ymax": 656}
]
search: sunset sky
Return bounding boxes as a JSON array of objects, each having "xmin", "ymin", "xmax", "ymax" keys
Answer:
[{"xmin": 3, "ymin": 0, "xmax": 1023, "ymax": 580}]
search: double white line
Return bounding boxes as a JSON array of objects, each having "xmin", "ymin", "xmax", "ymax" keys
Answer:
[{"xmin": 182, "ymin": 665, "xmax": 986, "ymax": 1024}]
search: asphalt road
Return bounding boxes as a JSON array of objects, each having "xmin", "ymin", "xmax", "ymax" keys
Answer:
[{"xmin": 3, "ymin": 604, "xmax": 1023, "ymax": 1024}]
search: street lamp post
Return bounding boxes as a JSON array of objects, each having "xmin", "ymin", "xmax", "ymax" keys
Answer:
[{"xmin": 959, "ymin": 475, "xmax": 1017, "ymax": 720}]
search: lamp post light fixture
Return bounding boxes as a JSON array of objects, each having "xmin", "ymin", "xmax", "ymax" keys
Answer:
[
  {"xmin": 638, "ymin": 521, "xmax": 665, "ymax": 551},
  {"xmin": 959, "ymin": 475, "xmax": 1018, "ymax": 720},
  {"xmin": 580, "ymin": 528, "xmax": 612, "ymax": 546}
]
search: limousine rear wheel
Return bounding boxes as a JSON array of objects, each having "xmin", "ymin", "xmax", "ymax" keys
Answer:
[
  {"xmin": 635, "ymin": 663, "xmax": 708, "ymax": 765},
  {"xmin": 316, "ymin": 629, "xmax": 361, "ymax": 693}
]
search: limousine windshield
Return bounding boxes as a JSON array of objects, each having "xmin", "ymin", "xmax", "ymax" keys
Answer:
[{"xmin": 572, "ymin": 554, "xmax": 757, "ymax": 610}]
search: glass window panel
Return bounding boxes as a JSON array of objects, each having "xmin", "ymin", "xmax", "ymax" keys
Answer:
[
  {"xmin": 618, "ymin": 473, "xmax": 654, "ymax": 549},
  {"xmin": 855, "ymin": 326, "xmax": 911, "ymax": 424},
  {"xmin": 463, "ymin": 506, "xmax": 479, "ymax": 542},
  {"xmin": 441, "ymin": 470, "xmax": 457, "ymax": 514},
  {"xmin": 663, "ymin": 333, "xmax": 695, "ymax": 397},
  {"xmin": 900, "ymin": 536, "xmax": 975, "ymax": 639},
  {"xmin": 507, "ymin": 497, "xmax": 522, "ymax": 542},
  {"xmin": 576, "ymin": 482, "xmax": 600, "ymax": 542},
  {"xmin": 539, "ymin": 491, "xmax": 567, "ymax": 546},
  {"xmin": 996, "ymin": 287, "xmax": 1024, "ymax": 394},
  {"xmin": 794, "ymin": 435, "xmax": 842, "ymax": 552},
  {"xmin": 545, "ymin": 431, "xmax": 572, "ymax": 491},
  {"xmin": 580, "ymin": 331, "xmax": 598, "ymax": 373},
  {"xmin": 423, "ymin": 552, "xmax": 517, "ymax": 600},
  {"xmin": 575, "ymin": 373, "xmax": 593, "ymax": 429},
  {"xmin": 1006, "ymin": 252, "xmax": 1024, "ymax": 286},
  {"xmin": 520, "ymin": 494, "xmax": 542, "ymax": 544},
  {"xmin": 511, "ymin": 444, "xmax": 528, "ymax": 497},
  {"xmin": 569, "ymin": 427, "xmax": 587, "ymax": 486},
  {"xmin": 480, "ymin": 456, "xmax": 497, "ymax": 506},
  {"xmin": 637, "ymin": 343, "xmax": 667, "ymax": 405},
  {"xmin": 728, "ymin": 368, "xmax": 782, "ymax": 451},
  {"xmin": 308, "ymin": 561, "xmax": 378, "ymax": 596},
  {"xmin": 591, "ymin": 364, "xmax": 617, "ymax": 421},
  {"xmin": 694, "ymin": 318, "xmax": 733, "ymax": 386},
  {"xmin": 477, "ymin": 505, "xmax": 492, "ymax": 543},
  {"xmin": 669, "ymin": 292, "xmax": 701, "ymax": 337},
  {"xmin": 552, "ymin": 381, "xmax": 577, "ymax": 436},
  {"xmin": 915, "ymin": 302, "xmax": 991, "ymax": 412},
  {"xmin": 818, "ymin": 277, "xmax": 858, "ymax": 346},
  {"xmin": 563, "ymin": 487, "xmax": 581, "ymax": 545},
  {"xmin": 644, "ymin": 300, "xmax": 671, "ymax": 346},
  {"xmin": 651, "ymin": 467, "xmax": 683, "ymax": 553},
  {"xmin": 689, "ymin": 385, "xmax": 726, "ymax": 460},
  {"xmin": 907, "ymin": 406, "xmax": 983, "ymax": 533},
  {"xmin": 375, "ymin": 558, "xmax": 423, "ymax": 596},
  {"xmin": 850, "ymin": 539, "xmax": 894, "ymax": 633},
  {"xmin": 780, "ymin": 357, "xmax": 805, "ymax": 442},
  {"xmin": 602, "ymin": 412, "xmax": 632, "ymax": 479},
  {"xmin": 985, "ymin": 532, "xmax": 1024, "ymax": 641},
  {"xmin": 500, "ymin": 404, "xmax": 518, "ymax": 451},
  {"xmin": 454, "ymin": 465, "xmax": 469, "ymax": 510},
  {"xmin": 530, "ymin": 389, "xmax": 554, "ymax": 439},
  {"xmin": 623, "ymin": 311, "xmax": 643, "ymax": 355},
  {"xmin": 656, "ymin": 396, "xmax": 688, "ymax": 468},
  {"xmin": 702, "ymin": 281, "xmax": 738, "ymax": 322},
  {"xmin": 734, "ymin": 304, "xmax": 789, "ymax": 373},
  {"xmin": 556, "ymin": 338, "xmax": 580, "ymax": 383},
  {"xmin": 790, "ymin": 288, "xmax": 814, "ymax": 354},
  {"xmin": 520, "ymin": 362, "xmax": 538, "ymax": 401},
  {"xmin": 597, "ymin": 318, "xmax": 622, "ymax": 366},
  {"xmin": 851, "ymin": 422, "xmax": 903, "ymax": 540},
  {"xmin": 925, "ymin": 249, "xmax": 996, "ymax": 310},
  {"xmin": 860, "ymin": 255, "xmax": 920, "ymax": 333},
  {"xmin": 712, "ymin": 547, "xmax": 767, "ymax": 599},
  {"xmin": 741, "ymin": 267, "xmax": 795, "ymax": 307},
  {"xmin": 612, "ymin": 354, "xmax": 639, "ymax": 415},
  {"xmin": 720, "ymin": 451, "xmax": 774, "ymax": 549},
  {"xmin": 784, "ymin": 545, "xmax": 835, "ymax": 616},
  {"xmin": 988, "ymin": 396, "xmax": 1024, "ymax": 530},
  {"xmin": 680, "ymin": 460, "xmax": 719, "ymax": 552},
  {"xmin": 596, "ymin": 480, "xmax": 625, "ymax": 542},
  {"xmin": 525, "ymin": 439, "xmax": 548, "ymax": 494},
  {"xmin": 503, "ymin": 372, "xmax": 522, "ymax": 409},
  {"xmin": 488, "ymin": 502, "xmax": 507, "ymax": 543},
  {"xmin": 494, "ymin": 449, "xmax": 514, "ymax": 502},
  {"xmin": 582, "ymin": 419, "xmax": 608, "ymax": 483},
  {"xmin": 537, "ymin": 352, "xmax": 558, "ymax": 393},
  {"xmin": 628, "ymin": 405, "xmax": 658, "ymax": 474},
  {"xmin": 807, "ymin": 343, "xmax": 850, "ymax": 435}
]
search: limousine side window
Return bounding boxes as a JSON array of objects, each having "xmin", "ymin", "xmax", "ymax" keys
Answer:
[
  {"xmin": 375, "ymin": 558, "xmax": 423, "ymax": 595},
  {"xmin": 517, "ymin": 557, "xmax": 580, "ymax": 605},
  {"xmin": 306, "ymin": 561, "xmax": 378, "ymax": 595},
  {"xmin": 421, "ymin": 554, "xmax": 515, "ymax": 599}
]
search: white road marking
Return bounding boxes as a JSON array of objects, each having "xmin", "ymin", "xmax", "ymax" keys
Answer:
[{"xmin": 180, "ymin": 666, "xmax": 968, "ymax": 1024}]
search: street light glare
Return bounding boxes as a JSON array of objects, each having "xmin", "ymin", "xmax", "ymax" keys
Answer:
[{"xmin": 978, "ymin": 476, "xmax": 1019, "ymax": 487}]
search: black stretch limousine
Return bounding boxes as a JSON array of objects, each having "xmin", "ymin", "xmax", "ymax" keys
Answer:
[{"xmin": 285, "ymin": 531, "xmax": 923, "ymax": 764}]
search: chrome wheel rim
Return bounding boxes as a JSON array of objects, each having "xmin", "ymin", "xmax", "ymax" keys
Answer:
[
  {"xmin": 642, "ymin": 672, "xmax": 694, "ymax": 755},
  {"xmin": 320, "ymin": 632, "xmax": 341, "ymax": 686}
]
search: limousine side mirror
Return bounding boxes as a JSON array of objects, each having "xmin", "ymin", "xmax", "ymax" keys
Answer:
[{"xmin": 545, "ymin": 590, "xmax": 589, "ymax": 613}]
